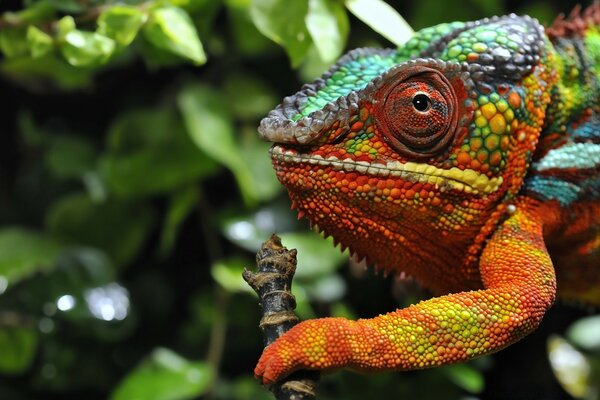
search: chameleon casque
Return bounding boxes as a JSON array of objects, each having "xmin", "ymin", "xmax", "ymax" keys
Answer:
[{"xmin": 255, "ymin": 5, "xmax": 600, "ymax": 384}]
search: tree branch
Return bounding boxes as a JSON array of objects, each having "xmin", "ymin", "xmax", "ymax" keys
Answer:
[{"xmin": 243, "ymin": 235, "xmax": 320, "ymax": 400}]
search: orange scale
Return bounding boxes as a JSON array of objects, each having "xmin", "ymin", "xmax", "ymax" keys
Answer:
[
  {"xmin": 351, "ymin": 121, "xmax": 364, "ymax": 131},
  {"xmin": 384, "ymin": 179, "xmax": 394, "ymax": 189},
  {"xmin": 457, "ymin": 151, "xmax": 471, "ymax": 165},
  {"xmin": 489, "ymin": 151, "xmax": 502, "ymax": 166},
  {"xmin": 476, "ymin": 150, "xmax": 488, "ymax": 163},
  {"xmin": 376, "ymin": 180, "xmax": 387, "ymax": 190},
  {"xmin": 345, "ymin": 172, "xmax": 358, "ymax": 181},
  {"xmin": 356, "ymin": 175, "xmax": 369, "ymax": 185},
  {"xmin": 470, "ymin": 159, "xmax": 482, "ymax": 169}
]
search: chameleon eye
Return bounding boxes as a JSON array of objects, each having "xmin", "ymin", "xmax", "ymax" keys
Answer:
[
  {"xmin": 374, "ymin": 66, "xmax": 460, "ymax": 158},
  {"xmin": 412, "ymin": 93, "xmax": 431, "ymax": 112}
]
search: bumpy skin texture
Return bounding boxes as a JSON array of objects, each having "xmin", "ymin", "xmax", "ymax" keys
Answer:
[{"xmin": 256, "ymin": 6, "xmax": 600, "ymax": 384}]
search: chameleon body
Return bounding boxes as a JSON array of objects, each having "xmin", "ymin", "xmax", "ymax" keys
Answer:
[{"xmin": 256, "ymin": 5, "xmax": 600, "ymax": 384}]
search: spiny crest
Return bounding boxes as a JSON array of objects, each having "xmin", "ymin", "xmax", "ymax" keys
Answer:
[{"xmin": 546, "ymin": 2, "xmax": 600, "ymax": 40}]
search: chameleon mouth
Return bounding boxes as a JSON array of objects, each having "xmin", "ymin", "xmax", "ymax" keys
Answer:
[{"xmin": 271, "ymin": 145, "xmax": 503, "ymax": 195}]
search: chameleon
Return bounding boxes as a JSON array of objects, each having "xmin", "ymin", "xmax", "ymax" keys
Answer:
[{"xmin": 255, "ymin": 4, "xmax": 600, "ymax": 385}]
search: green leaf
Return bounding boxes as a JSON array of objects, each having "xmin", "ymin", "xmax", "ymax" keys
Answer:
[
  {"xmin": 143, "ymin": 6, "xmax": 206, "ymax": 64},
  {"xmin": 0, "ymin": 28, "xmax": 29, "ymax": 58},
  {"xmin": 0, "ymin": 247, "xmax": 129, "ymax": 337},
  {"xmin": 567, "ymin": 316, "xmax": 600, "ymax": 351},
  {"xmin": 299, "ymin": 44, "xmax": 333, "ymax": 81},
  {"xmin": 170, "ymin": 0, "xmax": 215, "ymax": 11},
  {"xmin": 442, "ymin": 363, "xmax": 484, "ymax": 394},
  {"xmin": 345, "ymin": 0, "xmax": 413, "ymax": 46},
  {"xmin": 223, "ymin": 74, "xmax": 277, "ymax": 120},
  {"xmin": 305, "ymin": 0, "xmax": 349, "ymax": 64},
  {"xmin": 101, "ymin": 141, "xmax": 214, "ymax": 197},
  {"xmin": 26, "ymin": 26, "xmax": 53, "ymax": 58},
  {"xmin": 1, "ymin": 1, "xmax": 55, "ymax": 25},
  {"xmin": 56, "ymin": 15, "xmax": 76, "ymax": 40},
  {"xmin": 61, "ymin": 30, "xmax": 116, "ymax": 67},
  {"xmin": 97, "ymin": 5, "xmax": 147, "ymax": 47},
  {"xmin": 226, "ymin": 4, "xmax": 271, "ymax": 55},
  {"xmin": 45, "ymin": 135, "xmax": 96, "ymax": 179},
  {"xmin": 0, "ymin": 327, "xmax": 39, "ymax": 374},
  {"xmin": 250, "ymin": 0, "xmax": 312, "ymax": 66},
  {"xmin": 101, "ymin": 108, "xmax": 217, "ymax": 198},
  {"xmin": 46, "ymin": 194, "xmax": 155, "ymax": 267},
  {"xmin": 158, "ymin": 186, "xmax": 199, "ymax": 258},
  {"xmin": 211, "ymin": 258, "xmax": 254, "ymax": 294},
  {"xmin": 238, "ymin": 132, "xmax": 282, "ymax": 202},
  {"xmin": 303, "ymin": 273, "xmax": 346, "ymax": 302},
  {"xmin": 1, "ymin": 54, "xmax": 94, "ymax": 89},
  {"xmin": 111, "ymin": 348, "xmax": 214, "ymax": 400},
  {"xmin": 0, "ymin": 228, "xmax": 63, "ymax": 286},
  {"xmin": 178, "ymin": 84, "xmax": 257, "ymax": 204},
  {"xmin": 548, "ymin": 335, "xmax": 593, "ymax": 399},
  {"xmin": 218, "ymin": 203, "xmax": 300, "ymax": 252},
  {"xmin": 278, "ymin": 232, "xmax": 347, "ymax": 279},
  {"xmin": 137, "ymin": 34, "xmax": 188, "ymax": 68},
  {"xmin": 105, "ymin": 107, "xmax": 176, "ymax": 152}
]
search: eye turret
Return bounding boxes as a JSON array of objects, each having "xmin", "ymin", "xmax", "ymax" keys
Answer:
[{"xmin": 374, "ymin": 66, "xmax": 460, "ymax": 158}]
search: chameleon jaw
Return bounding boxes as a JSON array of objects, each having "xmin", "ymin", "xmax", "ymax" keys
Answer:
[{"xmin": 271, "ymin": 145, "xmax": 503, "ymax": 195}]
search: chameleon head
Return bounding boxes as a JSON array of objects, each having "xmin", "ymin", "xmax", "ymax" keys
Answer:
[{"xmin": 259, "ymin": 18, "xmax": 552, "ymax": 284}]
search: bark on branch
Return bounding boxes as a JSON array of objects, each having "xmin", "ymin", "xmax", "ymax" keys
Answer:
[{"xmin": 243, "ymin": 235, "xmax": 320, "ymax": 400}]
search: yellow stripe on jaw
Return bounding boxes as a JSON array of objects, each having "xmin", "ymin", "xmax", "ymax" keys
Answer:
[
  {"xmin": 397, "ymin": 161, "xmax": 504, "ymax": 194},
  {"xmin": 404, "ymin": 162, "xmax": 502, "ymax": 194},
  {"xmin": 271, "ymin": 146, "xmax": 504, "ymax": 195}
]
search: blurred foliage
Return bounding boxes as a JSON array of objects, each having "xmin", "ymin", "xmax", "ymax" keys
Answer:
[{"xmin": 0, "ymin": 0, "xmax": 597, "ymax": 399}]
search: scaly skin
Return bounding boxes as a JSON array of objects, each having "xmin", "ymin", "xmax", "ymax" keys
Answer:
[{"xmin": 256, "ymin": 6, "xmax": 600, "ymax": 384}]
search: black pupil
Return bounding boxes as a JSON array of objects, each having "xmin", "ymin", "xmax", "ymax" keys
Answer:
[{"xmin": 412, "ymin": 94, "xmax": 430, "ymax": 112}]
